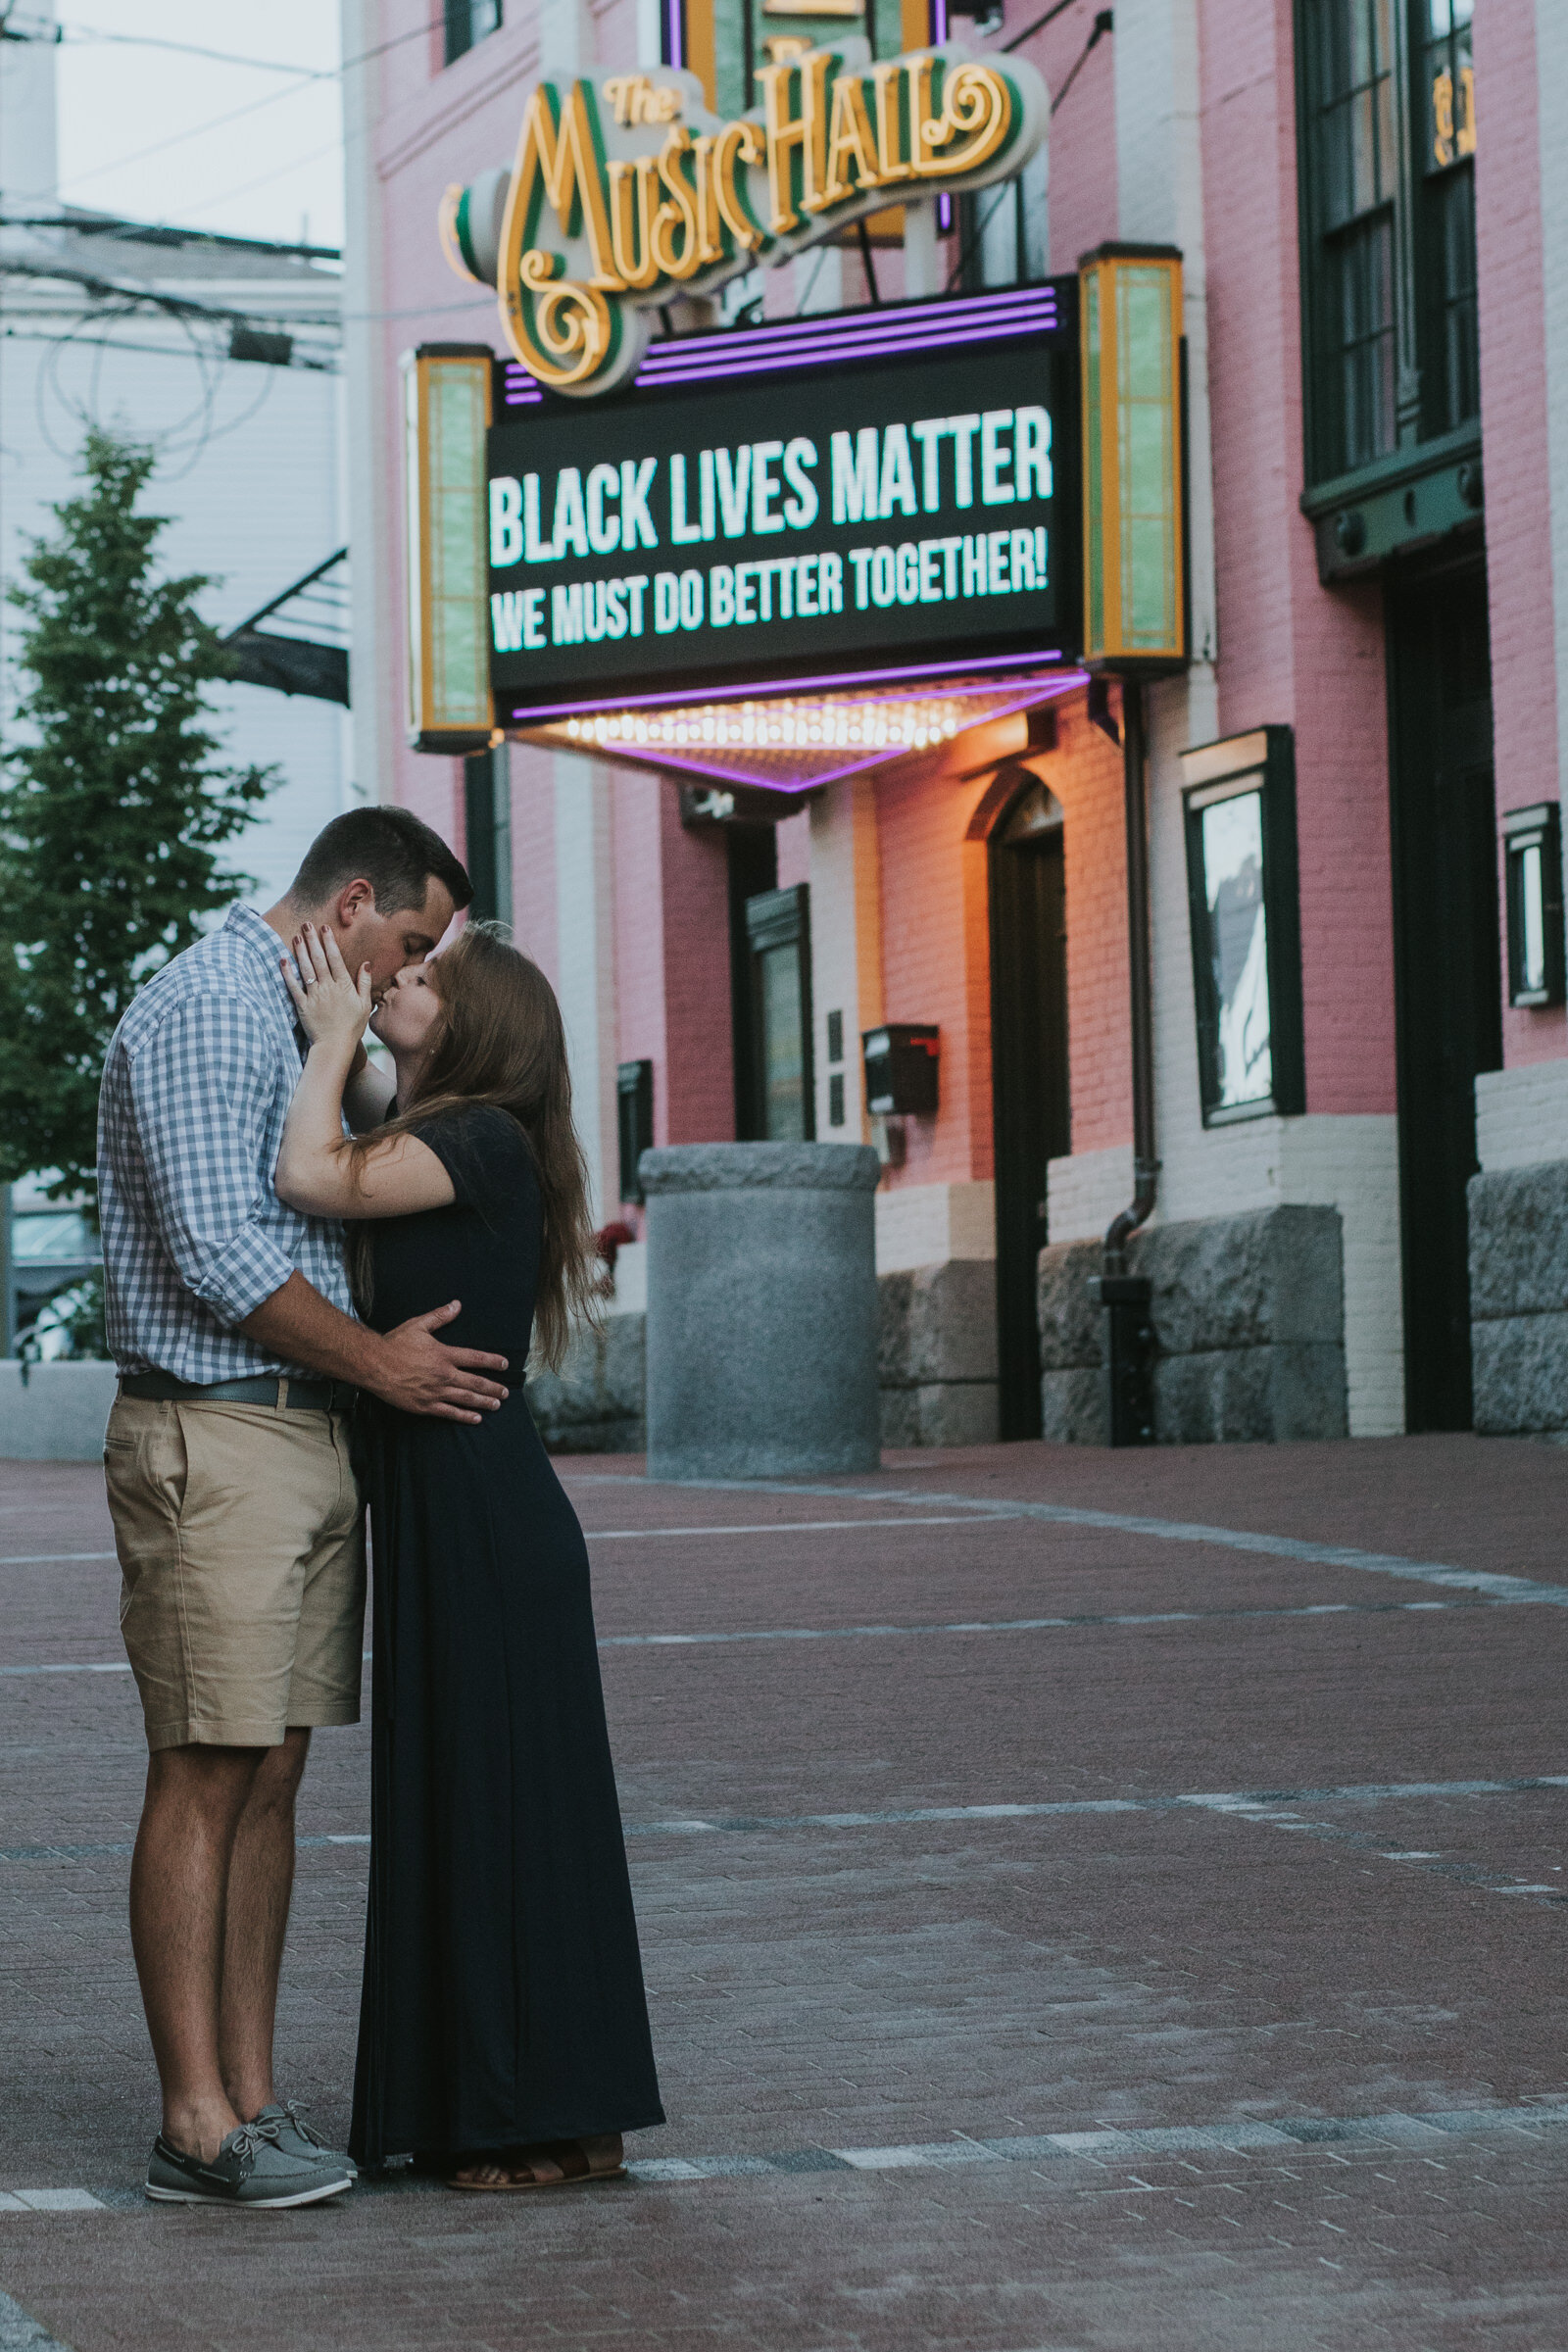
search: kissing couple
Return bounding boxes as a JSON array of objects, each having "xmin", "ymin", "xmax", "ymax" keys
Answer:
[{"xmin": 99, "ymin": 807, "xmax": 663, "ymax": 2205}]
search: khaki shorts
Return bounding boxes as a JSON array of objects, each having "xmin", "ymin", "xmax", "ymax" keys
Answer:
[{"xmin": 105, "ymin": 1395, "xmax": 366, "ymax": 1752}]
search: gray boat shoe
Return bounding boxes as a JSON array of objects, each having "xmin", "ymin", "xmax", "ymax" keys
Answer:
[
  {"xmin": 146, "ymin": 2121, "xmax": 354, "ymax": 2208},
  {"xmin": 252, "ymin": 2101, "xmax": 358, "ymax": 2178}
]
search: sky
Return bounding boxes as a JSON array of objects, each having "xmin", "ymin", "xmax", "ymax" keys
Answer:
[{"xmin": 51, "ymin": 2, "xmax": 346, "ymax": 250}]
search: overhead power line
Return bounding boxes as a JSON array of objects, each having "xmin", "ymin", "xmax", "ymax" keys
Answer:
[
  {"xmin": 1049, "ymin": 9, "xmax": 1113, "ymax": 108},
  {"xmin": 1003, "ymin": 0, "xmax": 1088, "ymax": 52}
]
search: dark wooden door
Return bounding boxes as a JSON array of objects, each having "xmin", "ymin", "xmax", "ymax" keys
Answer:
[
  {"xmin": 990, "ymin": 776, "xmax": 1070, "ymax": 1440},
  {"xmin": 1387, "ymin": 550, "xmax": 1499, "ymax": 1431}
]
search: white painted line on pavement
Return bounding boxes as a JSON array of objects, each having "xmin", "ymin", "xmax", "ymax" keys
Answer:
[
  {"xmin": 0, "ymin": 2189, "xmax": 103, "ymax": 2212},
  {"xmin": 0, "ymin": 1592, "xmax": 1523, "ymax": 1679},
  {"xmin": 575, "ymin": 1473, "xmax": 1568, "ymax": 1608},
  {"xmin": 14, "ymin": 2097, "xmax": 1568, "ymax": 2216},
  {"xmin": 586, "ymin": 1517, "xmax": 1000, "ymax": 1539},
  {"xmin": 0, "ymin": 1552, "xmax": 118, "ymax": 1567}
]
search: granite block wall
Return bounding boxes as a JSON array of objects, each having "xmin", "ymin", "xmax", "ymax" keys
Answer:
[
  {"xmin": 1468, "ymin": 1160, "xmax": 1568, "ymax": 1437},
  {"xmin": 1038, "ymin": 1204, "xmax": 1348, "ymax": 1445},
  {"xmin": 877, "ymin": 1258, "xmax": 1000, "ymax": 1447}
]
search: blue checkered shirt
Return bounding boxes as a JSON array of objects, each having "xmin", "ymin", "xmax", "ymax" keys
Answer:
[{"xmin": 98, "ymin": 904, "xmax": 355, "ymax": 1381}]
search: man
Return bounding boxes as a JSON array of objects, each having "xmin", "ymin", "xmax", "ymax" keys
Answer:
[{"xmin": 99, "ymin": 808, "xmax": 511, "ymax": 2209}]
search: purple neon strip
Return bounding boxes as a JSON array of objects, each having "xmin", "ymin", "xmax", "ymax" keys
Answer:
[
  {"xmin": 636, "ymin": 294, "xmax": 1056, "ymax": 368},
  {"xmin": 665, "ymin": 0, "xmax": 684, "ymax": 71},
  {"xmin": 635, "ymin": 294, "xmax": 1057, "ymax": 368},
  {"xmin": 639, "ymin": 318, "xmax": 1059, "ymax": 385},
  {"xmin": 509, "ymin": 646, "xmax": 1073, "ymax": 724},
  {"xmin": 506, "ymin": 287, "xmax": 1051, "ymax": 378},
  {"xmin": 636, "ymin": 311, "xmax": 1056, "ymax": 375},
  {"xmin": 499, "ymin": 289, "xmax": 1058, "ymax": 405},
  {"xmin": 634, "ymin": 306, "xmax": 1055, "ymax": 370},
  {"xmin": 539, "ymin": 673, "xmax": 1087, "ymax": 793}
]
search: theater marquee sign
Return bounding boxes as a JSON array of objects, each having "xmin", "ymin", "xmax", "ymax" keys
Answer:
[{"xmin": 439, "ymin": 38, "xmax": 1047, "ymax": 395}]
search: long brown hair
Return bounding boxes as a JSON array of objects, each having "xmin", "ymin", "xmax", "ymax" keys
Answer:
[{"xmin": 349, "ymin": 923, "xmax": 599, "ymax": 1369}]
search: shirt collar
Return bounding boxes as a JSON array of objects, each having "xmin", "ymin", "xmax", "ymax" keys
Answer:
[{"xmin": 223, "ymin": 903, "xmax": 301, "ymax": 1025}]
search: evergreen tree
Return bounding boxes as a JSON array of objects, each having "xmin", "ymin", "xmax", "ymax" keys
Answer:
[{"xmin": 0, "ymin": 428, "xmax": 272, "ymax": 1202}]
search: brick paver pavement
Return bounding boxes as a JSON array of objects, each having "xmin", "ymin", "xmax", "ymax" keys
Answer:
[{"xmin": 2, "ymin": 1432, "xmax": 1568, "ymax": 2349}]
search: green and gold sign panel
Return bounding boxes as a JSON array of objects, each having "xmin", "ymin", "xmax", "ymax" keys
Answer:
[
  {"xmin": 403, "ymin": 347, "xmax": 495, "ymax": 751},
  {"xmin": 1079, "ymin": 244, "xmax": 1186, "ymax": 671},
  {"xmin": 439, "ymin": 36, "xmax": 1047, "ymax": 396},
  {"xmin": 687, "ymin": 0, "xmax": 929, "ymax": 133}
]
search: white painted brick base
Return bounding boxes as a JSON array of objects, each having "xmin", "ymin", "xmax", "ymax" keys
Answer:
[
  {"xmin": 874, "ymin": 1181, "xmax": 996, "ymax": 1273},
  {"xmin": 1476, "ymin": 1060, "xmax": 1568, "ymax": 1170}
]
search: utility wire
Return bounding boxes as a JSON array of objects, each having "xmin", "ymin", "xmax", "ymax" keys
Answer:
[
  {"xmin": 32, "ymin": 73, "xmax": 328, "ymax": 199},
  {"xmin": 0, "ymin": 324, "xmax": 339, "ymax": 371},
  {"xmin": 1048, "ymin": 10, "xmax": 1112, "ymax": 107},
  {"xmin": 0, "ymin": 258, "xmax": 334, "ymax": 334},
  {"xmin": 4, "ymin": 16, "xmax": 333, "ymax": 78},
  {"xmin": 944, "ymin": 5, "xmax": 1109, "ymax": 290},
  {"xmin": 0, "ymin": 216, "xmax": 342, "ymax": 263},
  {"xmin": 1003, "ymin": 0, "xmax": 1086, "ymax": 52},
  {"xmin": 2, "ymin": 2, "xmax": 473, "ymax": 213}
]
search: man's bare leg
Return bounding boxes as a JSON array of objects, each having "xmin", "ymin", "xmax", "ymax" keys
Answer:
[
  {"xmin": 129, "ymin": 1744, "xmax": 264, "ymax": 2163},
  {"xmin": 220, "ymin": 1727, "xmax": 311, "ymax": 2124}
]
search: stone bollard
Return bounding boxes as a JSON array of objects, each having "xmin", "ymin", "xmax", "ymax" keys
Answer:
[{"xmin": 641, "ymin": 1141, "xmax": 882, "ymax": 1480}]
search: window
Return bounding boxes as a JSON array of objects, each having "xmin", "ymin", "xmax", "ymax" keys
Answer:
[
  {"xmin": 1180, "ymin": 728, "xmax": 1305, "ymax": 1127},
  {"xmin": 1418, "ymin": 0, "xmax": 1477, "ymax": 437},
  {"xmin": 1295, "ymin": 0, "xmax": 1479, "ymax": 497},
  {"xmin": 742, "ymin": 886, "xmax": 813, "ymax": 1141},
  {"xmin": 445, "ymin": 0, "xmax": 501, "ymax": 67},
  {"xmin": 1302, "ymin": 0, "xmax": 1399, "ymax": 478},
  {"xmin": 617, "ymin": 1061, "xmax": 656, "ymax": 1201}
]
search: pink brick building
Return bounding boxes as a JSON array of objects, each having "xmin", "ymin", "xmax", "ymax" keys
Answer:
[{"xmin": 343, "ymin": 0, "xmax": 1568, "ymax": 1446}]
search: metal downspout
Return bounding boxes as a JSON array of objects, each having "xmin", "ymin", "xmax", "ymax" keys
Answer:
[{"xmin": 1095, "ymin": 676, "xmax": 1158, "ymax": 1442}]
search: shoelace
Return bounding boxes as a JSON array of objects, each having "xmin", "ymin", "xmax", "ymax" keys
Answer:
[
  {"xmin": 223, "ymin": 2120, "xmax": 281, "ymax": 2167},
  {"xmin": 280, "ymin": 2102, "xmax": 327, "ymax": 2149}
]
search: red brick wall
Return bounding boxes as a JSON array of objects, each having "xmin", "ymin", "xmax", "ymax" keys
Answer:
[
  {"xmin": 873, "ymin": 696, "xmax": 1131, "ymax": 1192},
  {"xmin": 776, "ymin": 808, "xmax": 811, "ymax": 891},
  {"xmin": 659, "ymin": 792, "xmax": 736, "ymax": 1146},
  {"xmin": 509, "ymin": 742, "xmax": 557, "ymax": 983},
  {"xmin": 873, "ymin": 754, "xmax": 980, "ymax": 1189},
  {"xmin": 612, "ymin": 774, "xmax": 666, "ymax": 1163},
  {"xmin": 1474, "ymin": 0, "xmax": 1567, "ymax": 1067},
  {"xmin": 1201, "ymin": 0, "xmax": 1396, "ymax": 1117},
  {"xmin": 1052, "ymin": 704, "xmax": 1134, "ymax": 1157}
]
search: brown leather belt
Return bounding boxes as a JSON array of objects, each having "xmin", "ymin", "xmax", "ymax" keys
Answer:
[{"xmin": 118, "ymin": 1372, "xmax": 356, "ymax": 1412}]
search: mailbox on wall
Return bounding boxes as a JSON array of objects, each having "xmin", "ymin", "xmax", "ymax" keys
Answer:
[{"xmin": 862, "ymin": 1024, "xmax": 940, "ymax": 1117}]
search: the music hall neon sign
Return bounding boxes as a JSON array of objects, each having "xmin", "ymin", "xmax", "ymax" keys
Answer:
[{"xmin": 440, "ymin": 39, "xmax": 1047, "ymax": 396}]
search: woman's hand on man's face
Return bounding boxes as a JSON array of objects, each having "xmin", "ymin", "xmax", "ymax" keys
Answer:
[{"xmin": 281, "ymin": 922, "xmax": 374, "ymax": 1052}]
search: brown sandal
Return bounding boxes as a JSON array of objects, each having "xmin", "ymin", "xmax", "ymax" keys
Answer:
[{"xmin": 449, "ymin": 2136, "xmax": 627, "ymax": 2191}]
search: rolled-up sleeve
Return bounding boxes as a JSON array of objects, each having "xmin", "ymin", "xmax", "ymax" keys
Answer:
[{"xmin": 125, "ymin": 997, "xmax": 297, "ymax": 1328}]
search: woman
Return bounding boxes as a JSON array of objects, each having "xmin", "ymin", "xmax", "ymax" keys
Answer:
[{"xmin": 275, "ymin": 919, "xmax": 663, "ymax": 2189}]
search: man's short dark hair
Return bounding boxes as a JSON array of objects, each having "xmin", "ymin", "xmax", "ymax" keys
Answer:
[{"xmin": 291, "ymin": 808, "xmax": 472, "ymax": 917}]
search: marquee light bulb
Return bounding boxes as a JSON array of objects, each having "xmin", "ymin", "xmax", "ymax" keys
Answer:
[{"xmin": 562, "ymin": 696, "xmax": 964, "ymax": 756}]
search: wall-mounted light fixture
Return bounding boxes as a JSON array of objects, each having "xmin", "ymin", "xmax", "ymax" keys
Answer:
[
  {"xmin": 1180, "ymin": 727, "xmax": 1305, "ymax": 1126},
  {"xmin": 403, "ymin": 344, "xmax": 494, "ymax": 752},
  {"xmin": 1501, "ymin": 804, "xmax": 1565, "ymax": 1009}
]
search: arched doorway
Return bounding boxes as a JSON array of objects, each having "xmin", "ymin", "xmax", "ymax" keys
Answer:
[{"xmin": 989, "ymin": 772, "xmax": 1070, "ymax": 1441}]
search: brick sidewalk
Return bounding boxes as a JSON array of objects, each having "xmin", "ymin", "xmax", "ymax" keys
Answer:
[{"xmin": 3, "ymin": 1434, "xmax": 1567, "ymax": 2348}]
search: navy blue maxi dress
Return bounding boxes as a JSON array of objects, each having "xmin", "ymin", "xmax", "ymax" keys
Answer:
[{"xmin": 348, "ymin": 1103, "xmax": 663, "ymax": 2165}]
